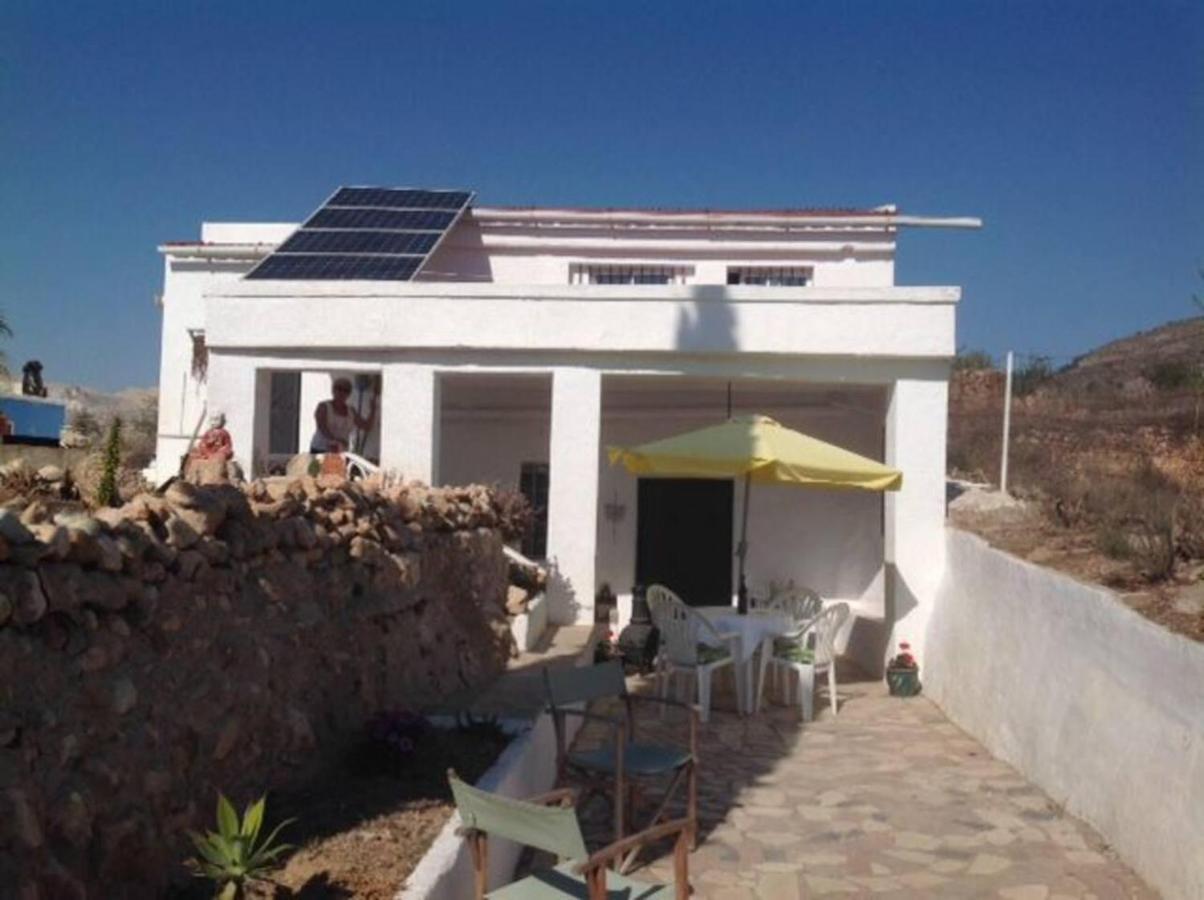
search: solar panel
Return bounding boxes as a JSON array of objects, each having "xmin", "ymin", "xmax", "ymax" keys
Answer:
[{"xmin": 245, "ymin": 186, "xmax": 474, "ymax": 281}]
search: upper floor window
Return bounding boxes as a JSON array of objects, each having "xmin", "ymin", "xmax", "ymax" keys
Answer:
[
  {"xmin": 726, "ymin": 266, "xmax": 813, "ymax": 287},
  {"xmin": 570, "ymin": 264, "xmax": 692, "ymax": 285}
]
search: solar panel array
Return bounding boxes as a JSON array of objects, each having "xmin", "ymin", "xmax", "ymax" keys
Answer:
[{"xmin": 245, "ymin": 187, "xmax": 474, "ymax": 281}]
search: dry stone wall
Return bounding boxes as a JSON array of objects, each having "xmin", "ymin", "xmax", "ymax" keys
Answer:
[{"xmin": 0, "ymin": 475, "xmax": 516, "ymax": 898}]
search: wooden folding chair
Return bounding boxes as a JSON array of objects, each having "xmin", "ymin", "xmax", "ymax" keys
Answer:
[
  {"xmin": 449, "ymin": 770, "xmax": 690, "ymax": 899},
  {"xmin": 543, "ymin": 660, "xmax": 699, "ymax": 873}
]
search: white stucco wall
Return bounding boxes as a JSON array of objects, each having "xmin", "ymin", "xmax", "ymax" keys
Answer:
[
  {"xmin": 596, "ymin": 406, "xmax": 885, "ymax": 609},
  {"xmin": 926, "ymin": 529, "xmax": 1204, "ymax": 900}
]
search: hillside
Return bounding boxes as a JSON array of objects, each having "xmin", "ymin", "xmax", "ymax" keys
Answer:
[{"xmin": 949, "ymin": 317, "xmax": 1204, "ymax": 642}]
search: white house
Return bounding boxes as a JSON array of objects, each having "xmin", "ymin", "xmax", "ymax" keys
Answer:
[{"xmin": 153, "ymin": 187, "xmax": 979, "ymax": 672}]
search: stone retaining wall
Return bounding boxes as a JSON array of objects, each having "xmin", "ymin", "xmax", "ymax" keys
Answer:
[{"xmin": 0, "ymin": 476, "xmax": 515, "ymax": 898}]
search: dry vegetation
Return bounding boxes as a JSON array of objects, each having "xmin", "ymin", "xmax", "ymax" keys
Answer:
[{"xmin": 949, "ymin": 318, "xmax": 1204, "ymax": 642}]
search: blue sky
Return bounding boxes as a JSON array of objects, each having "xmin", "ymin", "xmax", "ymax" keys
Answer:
[{"xmin": 1, "ymin": 1, "xmax": 1200, "ymax": 390}]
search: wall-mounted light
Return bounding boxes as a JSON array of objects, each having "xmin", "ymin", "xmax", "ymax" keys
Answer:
[{"xmin": 603, "ymin": 491, "xmax": 626, "ymax": 540}]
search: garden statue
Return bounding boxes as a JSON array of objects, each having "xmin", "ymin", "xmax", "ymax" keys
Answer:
[
  {"xmin": 21, "ymin": 360, "xmax": 47, "ymax": 397},
  {"xmin": 184, "ymin": 412, "xmax": 235, "ymax": 484}
]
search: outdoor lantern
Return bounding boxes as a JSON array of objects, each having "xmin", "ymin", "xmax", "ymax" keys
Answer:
[{"xmin": 616, "ymin": 583, "xmax": 659, "ymax": 673}]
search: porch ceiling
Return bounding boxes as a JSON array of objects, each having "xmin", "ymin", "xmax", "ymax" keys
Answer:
[{"xmin": 439, "ymin": 372, "xmax": 886, "ymax": 416}]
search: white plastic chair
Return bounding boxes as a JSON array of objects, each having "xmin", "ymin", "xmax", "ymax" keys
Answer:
[
  {"xmin": 750, "ymin": 582, "xmax": 823, "ymax": 624},
  {"xmin": 757, "ymin": 601, "xmax": 849, "ymax": 720},
  {"xmin": 647, "ymin": 584, "xmax": 740, "ymax": 723}
]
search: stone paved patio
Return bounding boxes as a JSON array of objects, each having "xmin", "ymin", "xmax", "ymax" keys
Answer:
[{"xmin": 566, "ymin": 666, "xmax": 1156, "ymax": 899}]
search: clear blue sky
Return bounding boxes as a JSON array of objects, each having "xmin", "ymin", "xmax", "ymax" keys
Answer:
[{"xmin": 1, "ymin": 1, "xmax": 1200, "ymax": 390}]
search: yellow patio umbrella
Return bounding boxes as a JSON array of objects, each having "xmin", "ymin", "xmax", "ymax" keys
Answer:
[{"xmin": 607, "ymin": 414, "xmax": 902, "ymax": 611}]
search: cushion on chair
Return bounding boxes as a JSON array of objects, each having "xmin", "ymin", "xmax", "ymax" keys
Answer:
[
  {"xmin": 773, "ymin": 640, "xmax": 815, "ymax": 664},
  {"xmin": 568, "ymin": 741, "xmax": 692, "ymax": 776},
  {"xmin": 488, "ymin": 861, "xmax": 675, "ymax": 898}
]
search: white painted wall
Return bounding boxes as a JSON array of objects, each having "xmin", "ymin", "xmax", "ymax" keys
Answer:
[
  {"xmin": 206, "ymin": 285, "xmax": 958, "ymax": 360},
  {"xmin": 596, "ymin": 406, "xmax": 885, "ymax": 609},
  {"xmin": 927, "ymin": 530, "xmax": 1204, "ymax": 900}
]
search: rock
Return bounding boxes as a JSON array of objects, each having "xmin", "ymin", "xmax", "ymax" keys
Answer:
[
  {"xmin": 6, "ymin": 788, "xmax": 43, "ymax": 848},
  {"xmin": 29, "ymin": 524, "xmax": 70, "ymax": 561},
  {"xmin": 37, "ymin": 465, "xmax": 65, "ymax": 483},
  {"xmin": 39, "ymin": 563, "xmax": 83, "ymax": 613},
  {"xmin": 94, "ymin": 535, "xmax": 123, "ymax": 573},
  {"xmin": 91, "ymin": 508, "xmax": 126, "ymax": 530},
  {"xmin": 53, "ymin": 791, "xmax": 92, "ymax": 848},
  {"xmin": 0, "ymin": 510, "xmax": 34, "ymax": 545},
  {"xmin": 213, "ymin": 717, "xmax": 241, "ymax": 760},
  {"xmin": 55, "ymin": 512, "xmax": 101, "ymax": 536},
  {"xmin": 285, "ymin": 454, "xmax": 318, "ymax": 478},
  {"xmin": 20, "ymin": 501, "xmax": 51, "ymax": 526},
  {"xmin": 65, "ymin": 528, "xmax": 101, "ymax": 567},
  {"xmin": 111, "ymin": 678, "xmax": 137, "ymax": 715},
  {"xmin": 10, "ymin": 570, "xmax": 47, "ymax": 625},
  {"xmin": 0, "ymin": 535, "xmax": 7, "ymax": 563},
  {"xmin": 176, "ymin": 550, "xmax": 207, "ymax": 581},
  {"xmin": 165, "ymin": 515, "xmax": 200, "ymax": 550},
  {"xmin": 0, "ymin": 590, "xmax": 11, "ymax": 627},
  {"xmin": 505, "ymin": 584, "xmax": 530, "ymax": 616},
  {"xmin": 82, "ymin": 572, "xmax": 125, "ymax": 610}
]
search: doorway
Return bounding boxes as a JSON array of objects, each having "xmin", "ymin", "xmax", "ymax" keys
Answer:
[{"xmin": 636, "ymin": 478, "xmax": 733, "ymax": 607}]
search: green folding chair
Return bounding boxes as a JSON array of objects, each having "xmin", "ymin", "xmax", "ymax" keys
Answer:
[
  {"xmin": 449, "ymin": 771, "xmax": 690, "ymax": 899},
  {"xmin": 543, "ymin": 660, "xmax": 698, "ymax": 873}
]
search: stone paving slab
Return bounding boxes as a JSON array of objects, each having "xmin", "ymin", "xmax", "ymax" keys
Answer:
[{"xmin": 564, "ymin": 666, "xmax": 1155, "ymax": 899}]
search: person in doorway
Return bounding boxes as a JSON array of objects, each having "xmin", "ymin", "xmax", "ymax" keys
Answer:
[{"xmin": 311, "ymin": 377, "xmax": 376, "ymax": 454}]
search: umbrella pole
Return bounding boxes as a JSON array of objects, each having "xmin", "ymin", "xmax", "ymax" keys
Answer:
[{"xmin": 737, "ymin": 471, "xmax": 751, "ymax": 614}]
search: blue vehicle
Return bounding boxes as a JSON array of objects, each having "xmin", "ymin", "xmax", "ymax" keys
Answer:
[{"xmin": 0, "ymin": 394, "xmax": 67, "ymax": 445}]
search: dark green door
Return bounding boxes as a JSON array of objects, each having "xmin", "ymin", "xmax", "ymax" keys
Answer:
[{"xmin": 636, "ymin": 478, "xmax": 733, "ymax": 607}]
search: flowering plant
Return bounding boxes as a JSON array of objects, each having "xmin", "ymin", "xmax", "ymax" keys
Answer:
[
  {"xmin": 594, "ymin": 629, "xmax": 619, "ymax": 664},
  {"xmin": 888, "ymin": 642, "xmax": 918, "ymax": 670}
]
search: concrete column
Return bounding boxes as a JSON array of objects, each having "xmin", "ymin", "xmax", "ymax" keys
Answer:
[
  {"xmin": 379, "ymin": 364, "xmax": 440, "ymax": 483},
  {"xmin": 546, "ymin": 368, "xmax": 602, "ymax": 625},
  {"xmin": 206, "ymin": 352, "xmax": 261, "ymax": 477},
  {"xmin": 884, "ymin": 376, "xmax": 949, "ymax": 667}
]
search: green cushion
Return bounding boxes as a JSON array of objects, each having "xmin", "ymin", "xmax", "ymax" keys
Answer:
[
  {"xmin": 489, "ymin": 861, "xmax": 674, "ymax": 899},
  {"xmin": 569, "ymin": 741, "xmax": 692, "ymax": 777},
  {"xmin": 696, "ymin": 642, "xmax": 731, "ymax": 664},
  {"xmin": 773, "ymin": 641, "xmax": 815, "ymax": 664}
]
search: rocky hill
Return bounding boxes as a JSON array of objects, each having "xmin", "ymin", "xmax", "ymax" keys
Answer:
[{"xmin": 949, "ymin": 316, "xmax": 1204, "ymax": 642}]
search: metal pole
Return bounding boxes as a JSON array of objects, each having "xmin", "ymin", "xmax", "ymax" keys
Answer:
[
  {"xmin": 1001, "ymin": 351, "xmax": 1014, "ymax": 495},
  {"xmin": 737, "ymin": 471, "xmax": 751, "ymax": 614}
]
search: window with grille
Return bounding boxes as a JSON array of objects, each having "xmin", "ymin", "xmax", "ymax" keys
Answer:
[
  {"xmin": 519, "ymin": 462, "xmax": 550, "ymax": 559},
  {"xmin": 570, "ymin": 264, "xmax": 692, "ymax": 285},
  {"xmin": 726, "ymin": 266, "xmax": 813, "ymax": 286}
]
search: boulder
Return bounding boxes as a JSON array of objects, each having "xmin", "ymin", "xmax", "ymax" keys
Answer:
[
  {"xmin": 0, "ymin": 510, "xmax": 34, "ymax": 546},
  {"xmin": 37, "ymin": 466, "xmax": 65, "ymax": 483},
  {"xmin": 505, "ymin": 584, "xmax": 530, "ymax": 616}
]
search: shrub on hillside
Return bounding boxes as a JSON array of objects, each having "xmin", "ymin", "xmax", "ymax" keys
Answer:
[
  {"xmin": 1013, "ymin": 356, "xmax": 1056, "ymax": 397},
  {"xmin": 952, "ymin": 349, "xmax": 995, "ymax": 372}
]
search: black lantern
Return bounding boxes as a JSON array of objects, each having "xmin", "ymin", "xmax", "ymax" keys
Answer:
[{"xmin": 616, "ymin": 583, "xmax": 659, "ymax": 673}]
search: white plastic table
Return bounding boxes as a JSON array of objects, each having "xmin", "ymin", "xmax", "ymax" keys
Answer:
[{"xmin": 696, "ymin": 606, "xmax": 795, "ymax": 714}]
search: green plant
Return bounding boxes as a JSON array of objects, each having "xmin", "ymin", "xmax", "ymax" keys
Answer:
[
  {"xmin": 189, "ymin": 794, "xmax": 293, "ymax": 899},
  {"xmin": 1013, "ymin": 356, "xmax": 1055, "ymax": 397},
  {"xmin": 95, "ymin": 417, "xmax": 122, "ymax": 507},
  {"xmin": 952, "ymin": 348, "xmax": 995, "ymax": 371}
]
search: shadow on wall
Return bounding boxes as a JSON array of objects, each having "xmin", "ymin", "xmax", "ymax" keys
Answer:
[
  {"xmin": 545, "ymin": 559, "xmax": 583, "ymax": 625},
  {"xmin": 674, "ymin": 285, "xmax": 740, "ymax": 354},
  {"xmin": 845, "ymin": 563, "xmax": 918, "ymax": 677}
]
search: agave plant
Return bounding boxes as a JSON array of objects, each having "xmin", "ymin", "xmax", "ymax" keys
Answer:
[{"xmin": 189, "ymin": 793, "xmax": 293, "ymax": 899}]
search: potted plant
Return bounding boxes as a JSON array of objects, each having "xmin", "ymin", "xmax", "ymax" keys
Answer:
[{"xmin": 886, "ymin": 642, "xmax": 921, "ymax": 697}]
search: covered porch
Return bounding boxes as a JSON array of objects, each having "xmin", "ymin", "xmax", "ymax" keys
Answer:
[{"xmin": 209, "ymin": 355, "xmax": 947, "ymax": 675}]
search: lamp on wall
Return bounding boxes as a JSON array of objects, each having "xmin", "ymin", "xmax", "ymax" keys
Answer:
[{"xmin": 603, "ymin": 490, "xmax": 626, "ymax": 540}]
